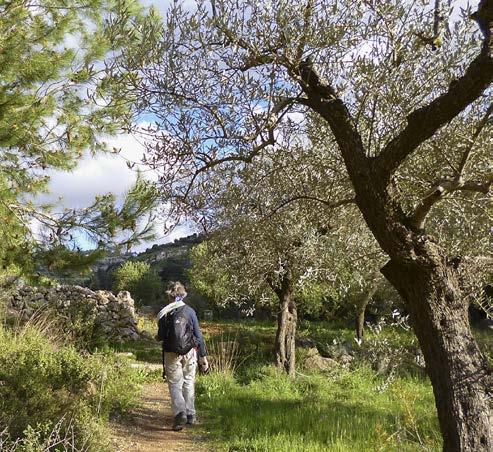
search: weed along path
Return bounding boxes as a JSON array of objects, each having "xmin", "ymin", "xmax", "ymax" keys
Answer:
[{"xmin": 109, "ymin": 363, "xmax": 208, "ymax": 452}]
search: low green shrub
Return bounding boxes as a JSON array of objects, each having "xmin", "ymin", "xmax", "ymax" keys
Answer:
[{"xmin": 0, "ymin": 324, "xmax": 141, "ymax": 450}]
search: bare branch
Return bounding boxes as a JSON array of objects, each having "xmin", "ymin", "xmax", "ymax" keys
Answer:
[
  {"xmin": 414, "ymin": 0, "xmax": 444, "ymax": 50},
  {"xmin": 459, "ymin": 178, "xmax": 492, "ymax": 193},
  {"xmin": 239, "ymin": 53, "xmax": 278, "ymax": 71},
  {"xmin": 295, "ymin": 0, "xmax": 315, "ymax": 62},
  {"xmin": 272, "ymin": 95, "xmax": 309, "ymax": 115},
  {"xmin": 433, "ymin": 0, "xmax": 442, "ymax": 42},
  {"xmin": 293, "ymin": 58, "xmax": 368, "ymax": 173},
  {"xmin": 180, "ymin": 124, "xmax": 276, "ymax": 200}
]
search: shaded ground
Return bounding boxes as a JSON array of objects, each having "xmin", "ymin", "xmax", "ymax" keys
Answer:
[{"xmin": 109, "ymin": 380, "xmax": 208, "ymax": 452}]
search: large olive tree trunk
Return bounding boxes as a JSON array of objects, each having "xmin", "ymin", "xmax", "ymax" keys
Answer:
[
  {"xmin": 272, "ymin": 274, "xmax": 297, "ymax": 377},
  {"xmin": 382, "ymin": 255, "xmax": 491, "ymax": 451},
  {"xmin": 352, "ymin": 179, "xmax": 492, "ymax": 450},
  {"xmin": 352, "ymin": 178, "xmax": 492, "ymax": 451}
]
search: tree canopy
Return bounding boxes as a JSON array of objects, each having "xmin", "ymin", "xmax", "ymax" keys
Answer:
[{"xmin": 113, "ymin": 260, "xmax": 163, "ymax": 306}]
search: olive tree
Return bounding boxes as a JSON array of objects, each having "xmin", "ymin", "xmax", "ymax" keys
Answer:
[
  {"xmin": 187, "ymin": 115, "xmax": 386, "ymax": 343},
  {"xmin": 110, "ymin": 1, "xmax": 492, "ymax": 449},
  {"xmin": 188, "ymin": 141, "xmax": 383, "ymax": 375}
]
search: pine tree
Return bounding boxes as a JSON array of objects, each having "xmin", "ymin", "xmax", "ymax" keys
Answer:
[{"xmin": 0, "ymin": 0, "xmax": 160, "ymax": 280}]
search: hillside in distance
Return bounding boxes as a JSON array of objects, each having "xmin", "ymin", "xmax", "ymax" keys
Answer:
[{"xmin": 91, "ymin": 234, "xmax": 203, "ymax": 291}]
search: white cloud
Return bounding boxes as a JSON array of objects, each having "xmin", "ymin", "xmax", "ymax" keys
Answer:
[
  {"xmin": 34, "ymin": 130, "xmax": 193, "ymax": 251},
  {"xmin": 37, "ymin": 133, "xmax": 148, "ymax": 209}
]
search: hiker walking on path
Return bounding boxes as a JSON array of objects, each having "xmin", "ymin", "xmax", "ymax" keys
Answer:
[{"xmin": 157, "ymin": 281, "xmax": 209, "ymax": 431}]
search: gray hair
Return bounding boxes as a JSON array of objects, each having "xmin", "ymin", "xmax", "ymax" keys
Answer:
[{"xmin": 165, "ymin": 281, "xmax": 187, "ymax": 298}]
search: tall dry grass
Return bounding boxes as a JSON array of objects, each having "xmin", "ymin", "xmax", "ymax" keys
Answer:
[
  {"xmin": 0, "ymin": 416, "xmax": 90, "ymax": 452},
  {"xmin": 207, "ymin": 333, "xmax": 243, "ymax": 374}
]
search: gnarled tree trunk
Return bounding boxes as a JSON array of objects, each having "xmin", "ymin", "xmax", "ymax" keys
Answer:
[
  {"xmin": 350, "ymin": 178, "xmax": 493, "ymax": 451},
  {"xmin": 272, "ymin": 274, "xmax": 297, "ymax": 378},
  {"xmin": 352, "ymin": 177, "xmax": 492, "ymax": 451},
  {"xmin": 382, "ymin": 255, "xmax": 492, "ymax": 451},
  {"xmin": 292, "ymin": 4, "xmax": 493, "ymax": 445},
  {"xmin": 298, "ymin": 70, "xmax": 492, "ymax": 448}
]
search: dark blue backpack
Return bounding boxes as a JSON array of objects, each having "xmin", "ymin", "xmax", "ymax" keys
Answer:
[{"xmin": 162, "ymin": 306, "xmax": 195, "ymax": 355}]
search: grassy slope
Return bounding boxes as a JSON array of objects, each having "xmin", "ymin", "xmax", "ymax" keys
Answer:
[
  {"xmin": 193, "ymin": 321, "xmax": 440, "ymax": 451},
  {"xmin": 197, "ymin": 368, "xmax": 439, "ymax": 452}
]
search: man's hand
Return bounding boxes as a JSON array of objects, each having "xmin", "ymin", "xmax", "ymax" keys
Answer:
[{"xmin": 198, "ymin": 356, "xmax": 209, "ymax": 374}]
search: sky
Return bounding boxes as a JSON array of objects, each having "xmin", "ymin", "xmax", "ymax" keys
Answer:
[{"xmin": 37, "ymin": 0, "xmax": 480, "ymax": 252}]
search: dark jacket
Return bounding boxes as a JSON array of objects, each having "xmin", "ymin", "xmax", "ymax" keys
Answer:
[{"xmin": 157, "ymin": 305, "xmax": 207, "ymax": 357}]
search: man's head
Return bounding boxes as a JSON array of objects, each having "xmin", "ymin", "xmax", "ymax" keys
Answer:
[{"xmin": 166, "ymin": 281, "xmax": 187, "ymax": 301}]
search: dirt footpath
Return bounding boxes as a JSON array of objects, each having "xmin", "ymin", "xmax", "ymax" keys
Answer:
[{"xmin": 109, "ymin": 382, "xmax": 209, "ymax": 452}]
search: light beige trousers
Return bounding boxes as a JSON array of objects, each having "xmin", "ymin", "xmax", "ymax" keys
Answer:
[{"xmin": 164, "ymin": 348, "xmax": 197, "ymax": 416}]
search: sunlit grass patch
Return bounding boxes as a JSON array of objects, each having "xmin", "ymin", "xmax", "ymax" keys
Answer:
[
  {"xmin": 106, "ymin": 338, "xmax": 162, "ymax": 364},
  {"xmin": 197, "ymin": 365, "xmax": 440, "ymax": 452}
]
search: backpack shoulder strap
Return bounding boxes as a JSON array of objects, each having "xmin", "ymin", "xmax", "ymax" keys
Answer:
[{"xmin": 161, "ymin": 342, "xmax": 166, "ymax": 380}]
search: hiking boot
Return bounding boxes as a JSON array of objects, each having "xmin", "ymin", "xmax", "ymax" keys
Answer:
[
  {"xmin": 172, "ymin": 412, "xmax": 187, "ymax": 431},
  {"xmin": 186, "ymin": 414, "xmax": 196, "ymax": 425}
]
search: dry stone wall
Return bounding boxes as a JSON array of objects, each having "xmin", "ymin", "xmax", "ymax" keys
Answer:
[{"xmin": 9, "ymin": 285, "xmax": 141, "ymax": 343}]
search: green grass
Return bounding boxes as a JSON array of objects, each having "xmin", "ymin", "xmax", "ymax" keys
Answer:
[
  {"xmin": 189, "ymin": 320, "xmax": 443, "ymax": 451},
  {"xmin": 107, "ymin": 338, "xmax": 162, "ymax": 364},
  {"xmin": 111, "ymin": 317, "xmax": 490, "ymax": 452},
  {"xmin": 197, "ymin": 321, "xmax": 278, "ymax": 386},
  {"xmin": 196, "ymin": 366, "xmax": 440, "ymax": 451}
]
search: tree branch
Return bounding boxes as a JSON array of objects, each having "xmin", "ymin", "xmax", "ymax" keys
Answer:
[
  {"xmin": 210, "ymin": 1, "xmax": 283, "ymax": 72},
  {"xmin": 180, "ymin": 125, "xmax": 276, "ymax": 200},
  {"xmin": 375, "ymin": 0, "xmax": 493, "ymax": 180},
  {"xmin": 293, "ymin": 59, "xmax": 368, "ymax": 173},
  {"xmin": 410, "ymin": 174, "xmax": 493, "ymax": 229},
  {"xmin": 266, "ymin": 195, "xmax": 355, "ymax": 218},
  {"xmin": 295, "ymin": 0, "xmax": 315, "ymax": 62},
  {"xmin": 459, "ymin": 178, "xmax": 492, "ymax": 193},
  {"xmin": 456, "ymin": 102, "xmax": 493, "ymax": 176}
]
